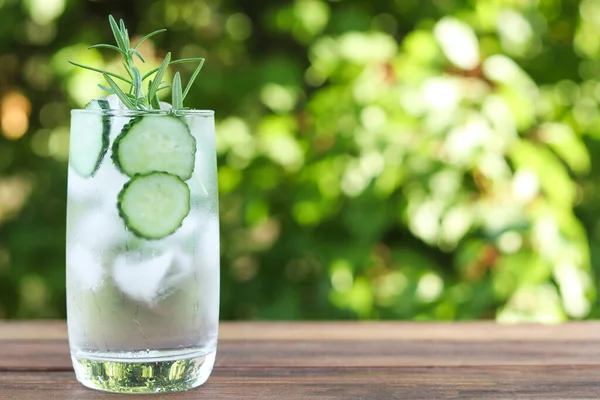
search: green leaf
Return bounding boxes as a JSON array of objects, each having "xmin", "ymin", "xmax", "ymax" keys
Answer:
[
  {"xmin": 130, "ymin": 48, "xmax": 145, "ymax": 63},
  {"xmin": 141, "ymin": 57, "xmax": 204, "ymax": 80},
  {"xmin": 119, "ymin": 19, "xmax": 130, "ymax": 49},
  {"xmin": 169, "ymin": 57, "xmax": 206, "ymax": 65},
  {"xmin": 147, "ymin": 52, "xmax": 171, "ymax": 106},
  {"xmin": 131, "ymin": 67, "xmax": 143, "ymax": 99},
  {"xmin": 108, "ymin": 15, "xmax": 127, "ymax": 52},
  {"xmin": 88, "ymin": 44, "xmax": 125, "ymax": 56},
  {"xmin": 98, "ymin": 84, "xmax": 114, "ymax": 93},
  {"xmin": 134, "ymin": 28, "xmax": 167, "ymax": 49},
  {"xmin": 183, "ymin": 58, "xmax": 205, "ymax": 100},
  {"xmin": 150, "ymin": 93, "xmax": 161, "ymax": 109},
  {"xmin": 172, "ymin": 72, "xmax": 183, "ymax": 109},
  {"xmin": 103, "ymin": 73, "xmax": 135, "ymax": 109},
  {"xmin": 137, "ymin": 97, "xmax": 149, "ymax": 107},
  {"xmin": 68, "ymin": 61, "xmax": 131, "ymax": 84},
  {"xmin": 122, "ymin": 61, "xmax": 133, "ymax": 79}
]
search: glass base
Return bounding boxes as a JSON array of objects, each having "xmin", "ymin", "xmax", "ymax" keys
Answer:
[{"xmin": 72, "ymin": 348, "xmax": 216, "ymax": 394}]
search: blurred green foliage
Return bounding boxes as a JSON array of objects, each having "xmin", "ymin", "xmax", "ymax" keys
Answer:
[{"xmin": 1, "ymin": 0, "xmax": 600, "ymax": 322}]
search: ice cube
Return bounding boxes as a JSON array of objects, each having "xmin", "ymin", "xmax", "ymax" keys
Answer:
[
  {"xmin": 99, "ymin": 94, "xmax": 128, "ymax": 109},
  {"xmin": 159, "ymin": 101, "xmax": 173, "ymax": 110},
  {"xmin": 112, "ymin": 250, "xmax": 194, "ymax": 305},
  {"xmin": 68, "ymin": 163, "xmax": 128, "ymax": 208},
  {"xmin": 162, "ymin": 252, "xmax": 194, "ymax": 291},
  {"xmin": 67, "ymin": 243, "xmax": 105, "ymax": 290},
  {"xmin": 156, "ymin": 204, "xmax": 217, "ymax": 254},
  {"xmin": 70, "ymin": 210, "xmax": 128, "ymax": 252},
  {"xmin": 93, "ymin": 161, "xmax": 128, "ymax": 204}
]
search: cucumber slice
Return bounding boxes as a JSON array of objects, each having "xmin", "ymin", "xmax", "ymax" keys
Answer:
[
  {"xmin": 118, "ymin": 172, "xmax": 191, "ymax": 240},
  {"xmin": 112, "ymin": 116, "xmax": 196, "ymax": 181},
  {"xmin": 69, "ymin": 99, "xmax": 110, "ymax": 177}
]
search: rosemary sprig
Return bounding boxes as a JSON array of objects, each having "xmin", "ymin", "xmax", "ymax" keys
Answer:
[{"xmin": 69, "ymin": 15, "xmax": 205, "ymax": 111}]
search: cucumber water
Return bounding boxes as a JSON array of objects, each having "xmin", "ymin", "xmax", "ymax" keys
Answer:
[
  {"xmin": 67, "ymin": 15, "xmax": 217, "ymax": 395},
  {"xmin": 67, "ymin": 111, "xmax": 219, "ymax": 394}
]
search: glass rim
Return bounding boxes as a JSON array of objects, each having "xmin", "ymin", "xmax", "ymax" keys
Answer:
[{"xmin": 71, "ymin": 109, "xmax": 215, "ymax": 117}]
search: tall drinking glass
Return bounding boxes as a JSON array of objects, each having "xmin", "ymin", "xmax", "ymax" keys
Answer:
[{"xmin": 66, "ymin": 109, "xmax": 219, "ymax": 393}]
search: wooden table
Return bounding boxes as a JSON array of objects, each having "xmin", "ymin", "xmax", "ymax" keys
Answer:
[{"xmin": 2, "ymin": 322, "xmax": 600, "ymax": 399}]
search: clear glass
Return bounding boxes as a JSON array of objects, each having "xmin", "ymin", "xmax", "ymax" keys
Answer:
[{"xmin": 66, "ymin": 109, "xmax": 219, "ymax": 393}]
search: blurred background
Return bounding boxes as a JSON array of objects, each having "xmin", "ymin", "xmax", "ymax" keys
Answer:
[{"xmin": 1, "ymin": 0, "xmax": 599, "ymax": 322}]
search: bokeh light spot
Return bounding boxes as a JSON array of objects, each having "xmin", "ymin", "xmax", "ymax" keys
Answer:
[
  {"xmin": 260, "ymin": 84, "xmax": 297, "ymax": 112},
  {"xmin": 434, "ymin": 17, "xmax": 480, "ymax": 70},
  {"xmin": 1, "ymin": 92, "xmax": 31, "ymax": 140},
  {"xmin": 226, "ymin": 13, "xmax": 253, "ymax": 41},
  {"xmin": 498, "ymin": 231, "xmax": 523, "ymax": 254},
  {"xmin": 19, "ymin": 274, "xmax": 48, "ymax": 311},
  {"xmin": 25, "ymin": 0, "xmax": 65, "ymax": 24},
  {"xmin": 0, "ymin": 175, "xmax": 33, "ymax": 223},
  {"xmin": 417, "ymin": 273, "xmax": 444, "ymax": 303},
  {"xmin": 330, "ymin": 260, "xmax": 354, "ymax": 293}
]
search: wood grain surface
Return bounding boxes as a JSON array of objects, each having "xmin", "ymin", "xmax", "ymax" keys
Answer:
[{"xmin": 1, "ymin": 321, "xmax": 600, "ymax": 399}]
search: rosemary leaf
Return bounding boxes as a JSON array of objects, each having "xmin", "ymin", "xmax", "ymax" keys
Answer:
[
  {"xmin": 103, "ymin": 74, "xmax": 136, "ymax": 109},
  {"xmin": 68, "ymin": 61, "xmax": 131, "ymax": 84},
  {"xmin": 132, "ymin": 67, "xmax": 143, "ymax": 99},
  {"xmin": 169, "ymin": 57, "xmax": 205, "ymax": 65},
  {"xmin": 172, "ymin": 72, "xmax": 183, "ymax": 110},
  {"xmin": 119, "ymin": 19, "xmax": 131, "ymax": 49},
  {"xmin": 183, "ymin": 58, "xmax": 205, "ymax": 100},
  {"xmin": 122, "ymin": 61, "xmax": 133, "ymax": 79},
  {"xmin": 88, "ymin": 44, "xmax": 125, "ymax": 56},
  {"xmin": 150, "ymin": 93, "xmax": 161, "ymax": 110},
  {"xmin": 141, "ymin": 58, "xmax": 204, "ymax": 80},
  {"xmin": 134, "ymin": 29, "xmax": 167, "ymax": 49},
  {"xmin": 108, "ymin": 15, "xmax": 127, "ymax": 53},
  {"xmin": 131, "ymin": 49, "xmax": 146, "ymax": 63},
  {"xmin": 98, "ymin": 84, "xmax": 114, "ymax": 93},
  {"xmin": 147, "ymin": 52, "xmax": 171, "ymax": 105}
]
